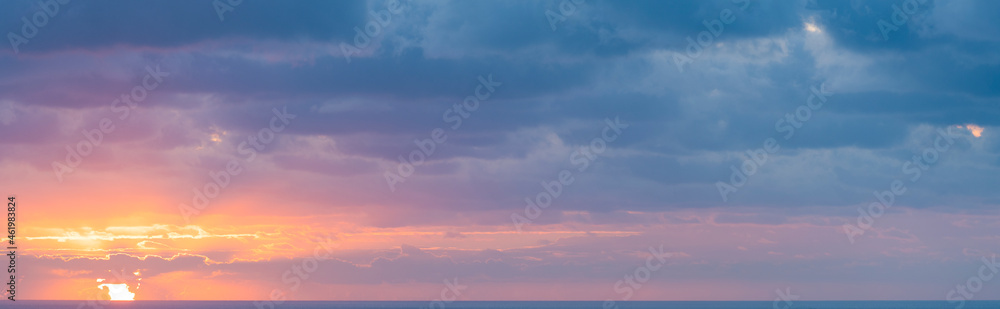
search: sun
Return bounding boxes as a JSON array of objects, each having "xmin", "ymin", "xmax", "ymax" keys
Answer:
[{"xmin": 98, "ymin": 283, "xmax": 136, "ymax": 301}]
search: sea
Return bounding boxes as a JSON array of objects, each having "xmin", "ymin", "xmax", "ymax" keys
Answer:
[{"xmin": 5, "ymin": 301, "xmax": 1000, "ymax": 309}]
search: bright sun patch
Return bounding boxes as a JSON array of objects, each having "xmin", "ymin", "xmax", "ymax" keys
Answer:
[
  {"xmin": 804, "ymin": 22, "xmax": 821, "ymax": 33},
  {"xmin": 98, "ymin": 283, "xmax": 136, "ymax": 301}
]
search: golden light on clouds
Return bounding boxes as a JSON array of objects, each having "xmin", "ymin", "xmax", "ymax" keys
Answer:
[{"xmin": 965, "ymin": 124, "xmax": 984, "ymax": 138}]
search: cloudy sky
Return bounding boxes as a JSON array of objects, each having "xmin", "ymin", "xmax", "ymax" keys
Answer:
[{"xmin": 2, "ymin": 0, "xmax": 999, "ymax": 302}]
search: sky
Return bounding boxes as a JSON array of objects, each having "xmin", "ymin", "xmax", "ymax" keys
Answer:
[{"xmin": 1, "ymin": 0, "xmax": 1000, "ymax": 303}]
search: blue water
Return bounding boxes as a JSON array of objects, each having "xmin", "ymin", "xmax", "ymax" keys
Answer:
[{"xmin": 6, "ymin": 301, "xmax": 1000, "ymax": 309}]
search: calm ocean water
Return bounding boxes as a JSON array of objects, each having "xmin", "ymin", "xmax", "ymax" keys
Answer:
[{"xmin": 7, "ymin": 301, "xmax": 1000, "ymax": 309}]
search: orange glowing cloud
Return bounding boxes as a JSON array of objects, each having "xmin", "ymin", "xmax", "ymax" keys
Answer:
[{"xmin": 965, "ymin": 124, "xmax": 984, "ymax": 138}]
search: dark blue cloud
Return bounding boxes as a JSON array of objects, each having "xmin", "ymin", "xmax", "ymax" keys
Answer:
[
  {"xmin": 0, "ymin": 0, "xmax": 366, "ymax": 53},
  {"xmin": 2, "ymin": 0, "xmax": 1000, "ymax": 217}
]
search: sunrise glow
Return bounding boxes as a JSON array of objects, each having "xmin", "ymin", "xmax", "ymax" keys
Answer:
[
  {"xmin": 3, "ymin": 0, "xmax": 1000, "ymax": 304},
  {"xmin": 98, "ymin": 283, "xmax": 135, "ymax": 301}
]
